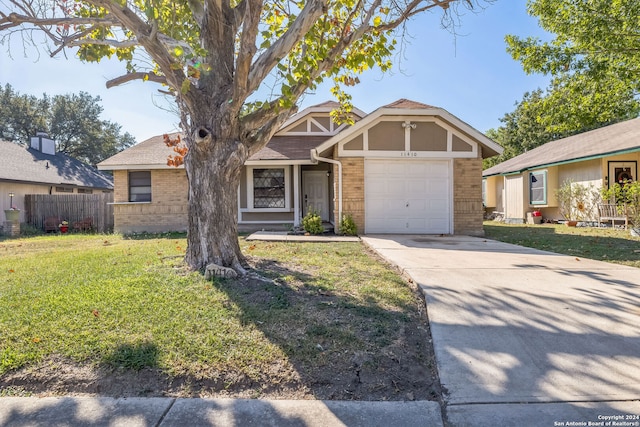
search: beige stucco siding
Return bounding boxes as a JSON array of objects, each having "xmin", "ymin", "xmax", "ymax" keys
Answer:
[
  {"xmin": 558, "ymin": 159, "xmax": 601, "ymax": 188},
  {"xmin": 410, "ymin": 122, "xmax": 447, "ymax": 152},
  {"xmin": 0, "ymin": 182, "xmax": 54, "ymax": 223},
  {"xmin": 368, "ymin": 121, "xmax": 405, "ymax": 151}
]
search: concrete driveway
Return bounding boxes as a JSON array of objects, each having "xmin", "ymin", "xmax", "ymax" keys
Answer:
[{"xmin": 362, "ymin": 235, "xmax": 640, "ymax": 426}]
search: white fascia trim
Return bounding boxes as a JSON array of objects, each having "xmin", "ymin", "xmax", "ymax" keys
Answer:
[
  {"xmin": 109, "ymin": 201, "xmax": 152, "ymax": 205},
  {"xmin": 435, "ymin": 109, "xmax": 503, "ymax": 155},
  {"xmin": 239, "ymin": 220, "xmax": 295, "ymax": 224},
  {"xmin": 336, "ymin": 115, "xmax": 479, "ymax": 158},
  {"xmin": 240, "ymin": 208, "xmax": 294, "ymax": 213},
  {"xmin": 279, "ymin": 105, "xmax": 366, "ymax": 131},
  {"xmin": 97, "ymin": 164, "xmax": 184, "ymax": 171},
  {"xmin": 244, "ymin": 160, "xmax": 313, "ymax": 166},
  {"xmin": 315, "ymin": 107, "xmax": 503, "ymax": 156},
  {"xmin": 342, "ymin": 151, "xmax": 478, "ymax": 159}
]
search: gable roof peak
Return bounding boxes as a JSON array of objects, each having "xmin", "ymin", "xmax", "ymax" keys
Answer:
[
  {"xmin": 306, "ymin": 100, "xmax": 341, "ymax": 110},
  {"xmin": 382, "ymin": 99, "xmax": 439, "ymax": 110}
]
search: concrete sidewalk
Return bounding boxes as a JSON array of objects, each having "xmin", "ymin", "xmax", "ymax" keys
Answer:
[
  {"xmin": 362, "ymin": 235, "xmax": 640, "ymax": 426},
  {"xmin": 0, "ymin": 397, "xmax": 442, "ymax": 427}
]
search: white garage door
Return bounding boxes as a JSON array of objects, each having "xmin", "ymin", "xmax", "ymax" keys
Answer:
[{"xmin": 365, "ymin": 159, "xmax": 451, "ymax": 234}]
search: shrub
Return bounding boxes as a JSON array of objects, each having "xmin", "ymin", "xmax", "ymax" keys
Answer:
[
  {"xmin": 19, "ymin": 223, "xmax": 43, "ymax": 236},
  {"xmin": 339, "ymin": 214, "xmax": 358, "ymax": 236},
  {"xmin": 302, "ymin": 209, "xmax": 324, "ymax": 234},
  {"xmin": 601, "ymin": 179, "xmax": 640, "ymax": 227},
  {"xmin": 555, "ymin": 180, "xmax": 600, "ymax": 221}
]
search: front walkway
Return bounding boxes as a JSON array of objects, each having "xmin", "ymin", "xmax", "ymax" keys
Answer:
[
  {"xmin": 246, "ymin": 231, "xmax": 360, "ymax": 242},
  {"xmin": 362, "ymin": 235, "xmax": 640, "ymax": 426}
]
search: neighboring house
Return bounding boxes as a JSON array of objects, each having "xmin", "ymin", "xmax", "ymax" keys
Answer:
[
  {"xmin": 483, "ymin": 117, "xmax": 640, "ymax": 223},
  {"xmin": 98, "ymin": 99, "xmax": 502, "ymax": 235},
  {"xmin": 1, "ymin": 134, "xmax": 114, "ymax": 223}
]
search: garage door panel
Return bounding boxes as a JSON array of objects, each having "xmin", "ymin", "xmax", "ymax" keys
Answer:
[
  {"xmin": 428, "ymin": 218, "xmax": 449, "ymax": 231},
  {"xmin": 407, "ymin": 180, "xmax": 427, "ymax": 193},
  {"xmin": 365, "ymin": 159, "xmax": 451, "ymax": 234}
]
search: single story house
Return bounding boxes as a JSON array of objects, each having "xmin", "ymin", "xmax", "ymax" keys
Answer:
[
  {"xmin": 98, "ymin": 99, "xmax": 502, "ymax": 235},
  {"xmin": 483, "ymin": 117, "xmax": 640, "ymax": 223},
  {"xmin": 1, "ymin": 134, "xmax": 114, "ymax": 223}
]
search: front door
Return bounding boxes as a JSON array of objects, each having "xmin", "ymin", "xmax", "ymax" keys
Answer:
[
  {"xmin": 609, "ymin": 161, "xmax": 637, "ymax": 186},
  {"xmin": 303, "ymin": 171, "xmax": 329, "ymax": 221}
]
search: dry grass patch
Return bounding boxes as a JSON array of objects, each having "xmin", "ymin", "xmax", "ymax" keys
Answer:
[{"xmin": 0, "ymin": 234, "xmax": 439, "ymax": 401}]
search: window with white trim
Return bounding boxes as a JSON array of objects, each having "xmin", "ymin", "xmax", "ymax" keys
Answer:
[
  {"xmin": 253, "ymin": 168, "xmax": 285, "ymax": 208},
  {"xmin": 529, "ymin": 171, "xmax": 547, "ymax": 205}
]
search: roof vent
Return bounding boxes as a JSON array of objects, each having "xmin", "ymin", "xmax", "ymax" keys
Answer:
[{"xmin": 30, "ymin": 132, "xmax": 56, "ymax": 155}]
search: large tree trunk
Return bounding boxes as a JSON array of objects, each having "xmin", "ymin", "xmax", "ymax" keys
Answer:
[{"xmin": 183, "ymin": 123, "xmax": 249, "ymax": 274}]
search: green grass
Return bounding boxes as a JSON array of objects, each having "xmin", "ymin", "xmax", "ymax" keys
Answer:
[
  {"xmin": 484, "ymin": 222, "xmax": 640, "ymax": 268},
  {"xmin": 0, "ymin": 234, "xmax": 424, "ymax": 394}
]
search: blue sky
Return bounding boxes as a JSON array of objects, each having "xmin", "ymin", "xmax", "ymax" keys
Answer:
[{"xmin": 1, "ymin": 1, "xmax": 551, "ymax": 143}]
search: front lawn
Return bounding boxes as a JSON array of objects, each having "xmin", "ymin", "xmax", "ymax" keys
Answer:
[
  {"xmin": 484, "ymin": 222, "xmax": 640, "ymax": 268},
  {"xmin": 0, "ymin": 234, "xmax": 437, "ymax": 400}
]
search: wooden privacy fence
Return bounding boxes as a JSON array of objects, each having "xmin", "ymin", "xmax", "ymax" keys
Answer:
[{"xmin": 25, "ymin": 193, "xmax": 114, "ymax": 233}]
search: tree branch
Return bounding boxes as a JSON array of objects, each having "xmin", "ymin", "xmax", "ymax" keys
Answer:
[
  {"xmin": 65, "ymin": 37, "xmax": 139, "ymax": 49},
  {"xmin": 85, "ymin": 0, "xmax": 188, "ymax": 96},
  {"xmin": 106, "ymin": 71, "xmax": 167, "ymax": 88},
  {"xmin": 0, "ymin": 12, "xmax": 121, "ymax": 32},
  {"xmin": 247, "ymin": 0, "xmax": 328, "ymax": 95},
  {"xmin": 186, "ymin": 0, "xmax": 205, "ymax": 28},
  {"xmin": 232, "ymin": 0, "xmax": 261, "ymax": 108},
  {"xmin": 376, "ymin": 0, "xmax": 459, "ymax": 32}
]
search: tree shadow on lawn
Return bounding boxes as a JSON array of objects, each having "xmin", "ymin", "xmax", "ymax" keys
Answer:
[
  {"xmin": 207, "ymin": 255, "xmax": 441, "ymax": 402},
  {"xmin": 0, "ymin": 242, "xmax": 440, "ymax": 403},
  {"xmin": 484, "ymin": 223, "xmax": 640, "ymax": 264}
]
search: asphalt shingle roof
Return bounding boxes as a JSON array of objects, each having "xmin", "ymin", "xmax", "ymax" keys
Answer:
[
  {"xmin": 98, "ymin": 132, "xmax": 328, "ymax": 168},
  {"xmin": 381, "ymin": 99, "xmax": 439, "ymax": 109},
  {"xmin": 2, "ymin": 140, "xmax": 113, "ymax": 189},
  {"xmin": 97, "ymin": 133, "xmax": 180, "ymax": 168},
  {"xmin": 483, "ymin": 117, "xmax": 640, "ymax": 176},
  {"xmin": 99, "ymin": 99, "xmax": 501, "ymax": 167},
  {"xmin": 249, "ymin": 135, "xmax": 330, "ymax": 161}
]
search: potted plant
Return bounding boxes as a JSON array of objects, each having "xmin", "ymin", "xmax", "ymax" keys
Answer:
[
  {"xmin": 602, "ymin": 179, "xmax": 640, "ymax": 236},
  {"xmin": 58, "ymin": 220, "xmax": 69, "ymax": 233},
  {"xmin": 4, "ymin": 207, "xmax": 20, "ymax": 223},
  {"xmin": 4, "ymin": 192, "xmax": 20, "ymax": 223}
]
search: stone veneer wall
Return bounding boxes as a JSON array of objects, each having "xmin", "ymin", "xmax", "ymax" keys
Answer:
[
  {"xmin": 453, "ymin": 157, "xmax": 484, "ymax": 236},
  {"xmin": 113, "ymin": 169, "xmax": 188, "ymax": 233}
]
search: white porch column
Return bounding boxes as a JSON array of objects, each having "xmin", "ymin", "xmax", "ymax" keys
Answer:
[
  {"xmin": 237, "ymin": 184, "xmax": 241, "ymax": 224},
  {"xmin": 293, "ymin": 164, "xmax": 300, "ymax": 226}
]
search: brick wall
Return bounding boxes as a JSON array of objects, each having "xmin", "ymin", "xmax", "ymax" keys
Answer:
[
  {"xmin": 334, "ymin": 152, "xmax": 365, "ymax": 233},
  {"xmin": 113, "ymin": 169, "xmax": 189, "ymax": 233},
  {"xmin": 453, "ymin": 157, "xmax": 484, "ymax": 236}
]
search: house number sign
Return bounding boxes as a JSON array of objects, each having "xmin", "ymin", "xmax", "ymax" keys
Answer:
[{"xmin": 400, "ymin": 151, "xmax": 418, "ymax": 157}]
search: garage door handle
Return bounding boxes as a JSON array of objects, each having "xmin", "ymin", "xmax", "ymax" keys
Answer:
[{"xmin": 406, "ymin": 202, "xmax": 409, "ymax": 207}]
